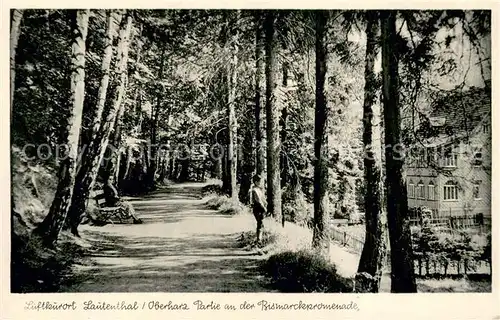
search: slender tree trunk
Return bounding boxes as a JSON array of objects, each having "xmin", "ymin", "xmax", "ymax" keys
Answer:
[
  {"xmin": 312, "ymin": 10, "xmax": 330, "ymax": 257},
  {"xmin": 264, "ymin": 11, "xmax": 282, "ymax": 222},
  {"xmin": 105, "ymin": 87, "xmax": 128, "ymax": 187},
  {"xmin": 89, "ymin": 11, "xmax": 121, "ymax": 142},
  {"xmin": 33, "ymin": 10, "xmax": 90, "ymax": 247},
  {"xmin": 227, "ymin": 11, "xmax": 239, "ymax": 200},
  {"xmin": 357, "ymin": 12, "xmax": 386, "ymax": 292},
  {"xmin": 10, "ymin": 9, "xmax": 24, "ymax": 108},
  {"xmin": 147, "ymin": 44, "xmax": 166, "ymax": 189},
  {"xmin": 280, "ymin": 51, "xmax": 289, "ymax": 228},
  {"xmin": 381, "ymin": 10, "xmax": 417, "ymax": 293},
  {"xmin": 239, "ymin": 119, "xmax": 255, "ymax": 204},
  {"xmin": 254, "ymin": 13, "xmax": 266, "ymax": 183},
  {"xmin": 66, "ymin": 13, "xmax": 133, "ymax": 236},
  {"xmin": 168, "ymin": 154, "xmax": 176, "ymax": 179},
  {"xmin": 221, "ymin": 141, "xmax": 230, "ymax": 190}
]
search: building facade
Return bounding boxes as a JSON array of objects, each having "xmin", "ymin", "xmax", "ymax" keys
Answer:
[{"xmin": 404, "ymin": 87, "xmax": 491, "ymax": 221}]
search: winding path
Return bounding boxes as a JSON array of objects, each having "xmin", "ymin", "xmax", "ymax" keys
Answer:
[{"xmin": 63, "ymin": 183, "xmax": 273, "ymax": 292}]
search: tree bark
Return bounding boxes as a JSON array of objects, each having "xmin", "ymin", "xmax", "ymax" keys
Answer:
[
  {"xmin": 381, "ymin": 10, "xmax": 417, "ymax": 293},
  {"xmin": 89, "ymin": 11, "xmax": 121, "ymax": 143},
  {"xmin": 105, "ymin": 81, "xmax": 128, "ymax": 188},
  {"xmin": 254, "ymin": 13, "xmax": 266, "ymax": 183},
  {"xmin": 264, "ymin": 11, "xmax": 282, "ymax": 222},
  {"xmin": 312, "ymin": 10, "xmax": 330, "ymax": 257},
  {"xmin": 33, "ymin": 10, "xmax": 90, "ymax": 247},
  {"xmin": 66, "ymin": 13, "xmax": 133, "ymax": 236},
  {"xmin": 280, "ymin": 48, "xmax": 289, "ymax": 228},
  {"xmin": 357, "ymin": 12, "xmax": 387, "ymax": 292},
  {"xmin": 239, "ymin": 117, "xmax": 255, "ymax": 204},
  {"xmin": 146, "ymin": 43, "xmax": 167, "ymax": 190},
  {"xmin": 10, "ymin": 9, "xmax": 24, "ymax": 108},
  {"xmin": 227, "ymin": 11, "xmax": 239, "ymax": 200}
]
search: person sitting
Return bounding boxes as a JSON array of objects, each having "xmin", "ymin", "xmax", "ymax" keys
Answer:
[{"xmin": 103, "ymin": 180, "xmax": 143, "ymax": 224}]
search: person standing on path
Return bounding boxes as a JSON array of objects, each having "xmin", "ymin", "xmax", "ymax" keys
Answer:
[{"xmin": 250, "ymin": 174, "xmax": 267, "ymax": 245}]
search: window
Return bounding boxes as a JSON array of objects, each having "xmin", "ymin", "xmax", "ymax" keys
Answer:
[
  {"xmin": 473, "ymin": 152, "xmax": 483, "ymax": 166},
  {"xmin": 427, "ymin": 182, "xmax": 435, "ymax": 201},
  {"xmin": 408, "ymin": 181, "xmax": 415, "ymax": 198},
  {"xmin": 483, "ymin": 124, "xmax": 490, "ymax": 133},
  {"xmin": 443, "ymin": 149, "xmax": 457, "ymax": 167},
  {"xmin": 417, "ymin": 181, "xmax": 425, "ymax": 199},
  {"xmin": 444, "ymin": 181, "xmax": 459, "ymax": 201},
  {"xmin": 473, "ymin": 181, "xmax": 481, "ymax": 200}
]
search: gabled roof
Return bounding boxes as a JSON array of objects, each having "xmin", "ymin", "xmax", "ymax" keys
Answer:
[
  {"xmin": 416, "ymin": 86, "xmax": 491, "ymax": 147},
  {"xmin": 429, "ymin": 86, "xmax": 491, "ymax": 133}
]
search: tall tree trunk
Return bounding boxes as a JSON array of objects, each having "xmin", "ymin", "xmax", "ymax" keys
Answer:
[
  {"xmin": 147, "ymin": 44, "xmax": 166, "ymax": 190},
  {"xmin": 312, "ymin": 10, "xmax": 330, "ymax": 257},
  {"xmin": 381, "ymin": 10, "xmax": 417, "ymax": 293},
  {"xmin": 227, "ymin": 11, "xmax": 239, "ymax": 200},
  {"xmin": 168, "ymin": 154, "xmax": 176, "ymax": 179},
  {"xmin": 66, "ymin": 13, "xmax": 133, "ymax": 236},
  {"xmin": 10, "ymin": 9, "xmax": 24, "ymax": 108},
  {"xmin": 33, "ymin": 10, "xmax": 90, "ymax": 247},
  {"xmin": 221, "ymin": 139, "xmax": 230, "ymax": 190},
  {"xmin": 280, "ymin": 50, "xmax": 289, "ymax": 228},
  {"xmin": 254, "ymin": 14, "xmax": 266, "ymax": 182},
  {"xmin": 89, "ymin": 11, "xmax": 120, "ymax": 142},
  {"xmin": 357, "ymin": 12, "xmax": 386, "ymax": 292},
  {"xmin": 105, "ymin": 83, "xmax": 128, "ymax": 188},
  {"xmin": 239, "ymin": 117, "xmax": 255, "ymax": 204},
  {"xmin": 264, "ymin": 11, "xmax": 282, "ymax": 222}
]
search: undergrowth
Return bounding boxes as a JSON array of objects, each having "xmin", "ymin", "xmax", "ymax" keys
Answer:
[
  {"xmin": 205, "ymin": 194, "xmax": 249, "ymax": 215},
  {"xmin": 201, "ymin": 183, "xmax": 224, "ymax": 196},
  {"xmin": 11, "ymin": 233, "xmax": 87, "ymax": 292},
  {"xmin": 11, "ymin": 146, "xmax": 88, "ymax": 292},
  {"xmin": 237, "ymin": 229, "xmax": 280, "ymax": 249},
  {"xmin": 261, "ymin": 250, "xmax": 354, "ymax": 293}
]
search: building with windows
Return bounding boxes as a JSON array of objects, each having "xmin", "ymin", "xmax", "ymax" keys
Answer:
[{"xmin": 405, "ymin": 86, "xmax": 491, "ymax": 221}]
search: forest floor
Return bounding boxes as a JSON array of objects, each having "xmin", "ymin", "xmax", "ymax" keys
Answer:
[{"xmin": 60, "ymin": 182, "xmax": 490, "ymax": 293}]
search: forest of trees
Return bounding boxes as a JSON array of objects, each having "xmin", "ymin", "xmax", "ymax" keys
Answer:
[{"xmin": 11, "ymin": 9, "xmax": 490, "ymax": 293}]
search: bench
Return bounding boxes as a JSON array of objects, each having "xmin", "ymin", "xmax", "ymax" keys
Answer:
[{"xmin": 89, "ymin": 189, "xmax": 129, "ymax": 224}]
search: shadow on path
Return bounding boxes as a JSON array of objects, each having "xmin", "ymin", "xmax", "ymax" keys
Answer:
[{"xmin": 62, "ymin": 183, "xmax": 273, "ymax": 292}]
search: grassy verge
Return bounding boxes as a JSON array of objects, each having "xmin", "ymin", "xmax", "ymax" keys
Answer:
[
  {"xmin": 417, "ymin": 274, "xmax": 492, "ymax": 292},
  {"xmin": 203, "ymin": 184, "xmax": 250, "ymax": 216},
  {"xmin": 261, "ymin": 250, "xmax": 354, "ymax": 293}
]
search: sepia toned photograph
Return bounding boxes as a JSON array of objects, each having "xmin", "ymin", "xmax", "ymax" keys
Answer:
[{"xmin": 9, "ymin": 8, "xmax": 492, "ymax": 296}]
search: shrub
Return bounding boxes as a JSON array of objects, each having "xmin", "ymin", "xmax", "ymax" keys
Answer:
[
  {"xmin": 237, "ymin": 229, "xmax": 279, "ymax": 249},
  {"xmin": 411, "ymin": 225, "xmax": 488, "ymax": 276},
  {"xmin": 201, "ymin": 183, "xmax": 224, "ymax": 196},
  {"xmin": 282, "ymin": 186, "xmax": 313, "ymax": 227},
  {"xmin": 261, "ymin": 250, "xmax": 353, "ymax": 293},
  {"xmin": 206, "ymin": 195, "xmax": 248, "ymax": 215}
]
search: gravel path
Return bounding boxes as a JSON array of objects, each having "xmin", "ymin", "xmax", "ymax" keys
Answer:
[{"xmin": 62, "ymin": 183, "xmax": 273, "ymax": 292}]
